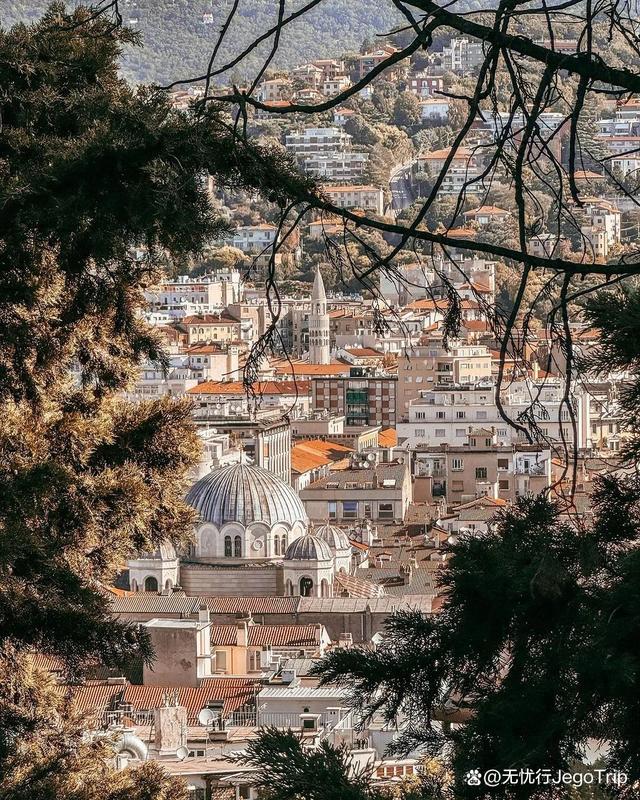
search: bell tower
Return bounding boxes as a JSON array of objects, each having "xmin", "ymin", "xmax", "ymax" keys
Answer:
[{"xmin": 308, "ymin": 264, "xmax": 330, "ymax": 364}]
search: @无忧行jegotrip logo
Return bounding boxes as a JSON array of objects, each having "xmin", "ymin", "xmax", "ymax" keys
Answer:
[{"xmin": 463, "ymin": 769, "xmax": 628, "ymax": 788}]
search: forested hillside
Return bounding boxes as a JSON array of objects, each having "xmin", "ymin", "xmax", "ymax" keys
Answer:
[{"xmin": 3, "ymin": 0, "xmax": 404, "ymax": 84}]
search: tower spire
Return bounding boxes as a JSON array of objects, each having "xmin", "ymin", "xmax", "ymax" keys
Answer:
[{"xmin": 308, "ymin": 265, "xmax": 330, "ymax": 365}]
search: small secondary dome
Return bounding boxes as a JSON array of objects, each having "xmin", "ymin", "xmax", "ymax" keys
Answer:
[
  {"xmin": 138, "ymin": 542, "xmax": 177, "ymax": 561},
  {"xmin": 186, "ymin": 463, "xmax": 307, "ymax": 528},
  {"xmin": 315, "ymin": 522, "xmax": 351, "ymax": 552},
  {"xmin": 284, "ymin": 534, "xmax": 332, "ymax": 562}
]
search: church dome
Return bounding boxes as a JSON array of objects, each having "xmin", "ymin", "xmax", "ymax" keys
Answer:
[
  {"xmin": 137, "ymin": 542, "xmax": 177, "ymax": 561},
  {"xmin": 186, "ymin": 463, "xmax": 307, "ymax": 528},
  {"xmin": 315, "ymin": 523, "xmax": 351, "ymax": 552},
  {"xmin": 284, "ymin": 534, "xmax": 332, "ymax": 562}
]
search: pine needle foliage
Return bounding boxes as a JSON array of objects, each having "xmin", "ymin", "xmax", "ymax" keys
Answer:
[{"xmin": 0, "ymin": 4, "xmax": 309, "ymax": 796}]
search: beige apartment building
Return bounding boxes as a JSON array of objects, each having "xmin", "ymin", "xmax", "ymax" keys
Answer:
[
  {"xmin": 182, "ymin": 314, "xmax": 242, "ymax": 345},
  {"xmin": 300, "ymin": 462, "xmax": 411, "ymax": 524},
  {"xmin": 322, "ymin": 185, "xmax": 385, "ymax": 215},
  {"xmin": 411, "ymin": 430, "xmax": 551, "ymax": 504},
  {"xmin": 396, "ymin": 339, "xmax": 492, "ymax": 422}
]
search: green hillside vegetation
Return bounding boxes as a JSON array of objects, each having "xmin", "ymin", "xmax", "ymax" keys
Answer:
[{"xmin": 3, "ymin": 0, "xmax": 404, "ymax": 84}]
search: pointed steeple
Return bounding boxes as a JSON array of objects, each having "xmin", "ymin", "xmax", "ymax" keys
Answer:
[
  {"xmin": 308, "ymin": 264, "xmax": 330, "ymax": 365},
  {"xmin": 312, "ymin": 263, "xmax": 327, "ymax": 302}
]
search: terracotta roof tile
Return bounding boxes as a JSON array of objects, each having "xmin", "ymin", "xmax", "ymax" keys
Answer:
[
  {"xmin": 210, "ymin": 624, "xmax": 325, "ymax": 648},
  {"xmin": 187, "ymin": 380, "xmax": 310, "ymax": 395},
  {"xmin": 69, "ymin": 679, "xmax": 259, "ymax": 719},
  {"xmin": 378, "ymin": 428, "xmax": 398, "ymax": 447}
]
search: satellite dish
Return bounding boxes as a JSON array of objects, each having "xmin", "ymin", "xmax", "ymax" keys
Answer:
[
  {"xmin": 176, "ymin": 746, "xmax": 190, "ymax": 761},
  {"xmin": 198, "ymin": 707, "xmax": 216, "ymax": 726},
  {"xmin": 367, "ymin": 453, "xmax": 376, "ymax": 462}
]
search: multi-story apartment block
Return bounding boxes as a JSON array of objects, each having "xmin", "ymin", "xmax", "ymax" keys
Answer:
[
  {"xmin": 257, "ymin": 77, "xmax": 292, "ymax": 102},
  {"xmin": 225, "ymin": 223, "xmax": 279, "ymax": 254},
  {"xmin": 357, "ymin": 45, "xmax": 398, "ymax": 79},
  {"xmin": 411, "ymin": 430, "xmax": 551, "ymax": 503},
  {"xmin": 181, "ymin": 313, "xmax": 242, "ymax": 345},
  {"xmin": 440, "ymin": 37, "xmax": 485, "ymax": 74},
  {"xmin": 143, "ymin": 272, "xmax": 243, "ymax": 318},
  {"xmin": 396, "ymin": 339, "xmax": 493, "ymax": 421},
  {"xmin": 322, "ymin": 75, "xmax": 351, "ymax": 96},
  {"xmin": 301, "ymin": 152, "xmax": 368, "ymax": 181},
  {"xmin": 284, "ymin": 127, "xmax": 353, "ymax": 157},
  {"xmin": 397, "ymin": 380, "xmax": 590, "ymax": 448},
  {"xmin": 408, "ymin": 73, "xmax": 444, "ymax": 97},
  {"xmin": 312, "ymin": 58, "xmax": 346, "ymax": 79},
  {"xmin": 300, "ymin": 462, "xmax": 411, "ymax": 524},
  {"xmin": 322, "ymin": 185, "xmax": 385, "ymax": 215},
  {"xmin": 312, "ymin": 370, "xmax": 397, "ymax": 428}
]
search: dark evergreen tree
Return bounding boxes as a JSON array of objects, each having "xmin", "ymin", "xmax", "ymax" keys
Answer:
[{"xmin": 0, "ymin": 5, "xmax": 311, "ymax": 797}]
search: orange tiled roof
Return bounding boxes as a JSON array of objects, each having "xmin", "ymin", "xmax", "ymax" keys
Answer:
[
  {"xmin": 57, "ymin": 679, "xmax": 260, "ymax": 719},
  {"xmin": 187, "ymin": 380, "xmax": 310, "ymax": 395},
  {"xmin": 294, "ymin": 439, "xmax": 353, "ymax": 459},
  {"xmin": 210, "ymin": 624, "xmax": 324, "ymax": 648},
  {"xmin": 292, "ymin": 446, "xmax": 331, "ymax": 474},
  {"xmin": 378, "ymin": 428, "xmax": 398, "ymax": 447},
  {"xmin": 272, "ymin": 361, "xmax": 351, "ymax": 376},
  {"xmin": 182, "ymin": 314, "xmax": 240, "ymax": 325},
  {"xmin": 345, "ymin": 347, "xmax": 383, "ymax": 357}
]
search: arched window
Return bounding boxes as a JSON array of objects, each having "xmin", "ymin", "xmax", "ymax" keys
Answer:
[
  {"xmin": 299, "ymin": 576, "xmax": 313, "ymax": 597},
  {"xmin": 281, "ymin": 535, "xmax": 287, "ymax": 552},
  {"xmin": 224, "ymin": 536, "xmax": 232, "ymax": 557},
  {"xmin": 273, "ymin": 535, "xmax": 280, "ymax": 556},
  {"xmin": 234, "ymin": 535, "xmax": 242, "ymax": 558},
  {"xmin": 321, "ymin": 579, "xmax": 330, "ymax": 597},
  {"xmin": 144, "ymin": 576, "xmax": 158, "ymax": 592}
]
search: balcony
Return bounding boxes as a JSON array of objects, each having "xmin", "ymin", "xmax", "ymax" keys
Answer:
[{"xmin": 515, "ymin": 464, "xmax": 546, "ymax": 475}]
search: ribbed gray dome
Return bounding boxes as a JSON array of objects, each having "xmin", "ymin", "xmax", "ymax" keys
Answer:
[
  {"xmin": 186, "ymin": 463, "xmax": 307, "ymax": 528},
  {"xmin": 316, "ymin": 523, "xmax": 351, "ymax": 552},
  {"xmin": 284, "ymin": 534, "xmax": 332, "ymax": 562}
]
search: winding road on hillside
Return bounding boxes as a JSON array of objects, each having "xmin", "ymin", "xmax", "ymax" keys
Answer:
[{"xmin": 388, "ymin": 162, "xmax": 417, "ymax": 217}]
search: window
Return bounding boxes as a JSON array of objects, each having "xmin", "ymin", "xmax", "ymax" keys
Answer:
[
  {"xmin": 363, "ymin": 502, "xmax": 372, "ymax": 519},
  {"xmin": 224, "ymin": 536, "xmax": 232, "ymax": 557},
  {"xmin": 456, "ymin": 411, "xmax": 466, "ymax": 419},
  {"xmin": 215, "ymin": 650, "xmax": 227, "ymax": 672},
  {"xmin": 234, "ymin": 535, "xmax": 242, "ymax": 558},
  {"xmin": 144, "ymin": 576, "xmax": 158, "ymax": 592},
  {"xmin": 343, "ymin": 500, "xmax": 358, "ymax": 519},
  {"xmin": 436, "ymin": 411, "xmax": 446, "ymax": 419},
  {"xmin": 415, "ymin": 428, "xmax": 425, "ymax": 437},
  {"xmin": 499, "ymin": 479, "xmax": 510, "ymax": 490},
  {"xmin": 476, "ymin": 410, "xmax": 488, "ymax": 420},
  {"xmin": 379, "ymin": 503, "xmax": 394, "ymax": 520},
  {"xmin": 456, "ymin": 428, "xmax": 466, "ymax": 437},
  {"xmin": 451, "ymin": 458, "xmax": 463, "ymax": 471},
  {"xmin": 498, "ymin": 458, "xmax": 509, "ymax": 470},
  {"xmin": 435, "ymin": 428, "xmax": 446, "ymax": 437},
  {"xmin": 475, "ymin": 467, "xmax": 488, "ymax": 480},
  {"xmin": 300, "ymin": 577, "xmax": 314, "ymax": 597},
  {"xmin": 273, "ymin": 535, "xmax": 280, "ymax": 556},
  {"xmin": 328, "ymin": 501, "xmax": 337, "ymax": 519}
]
